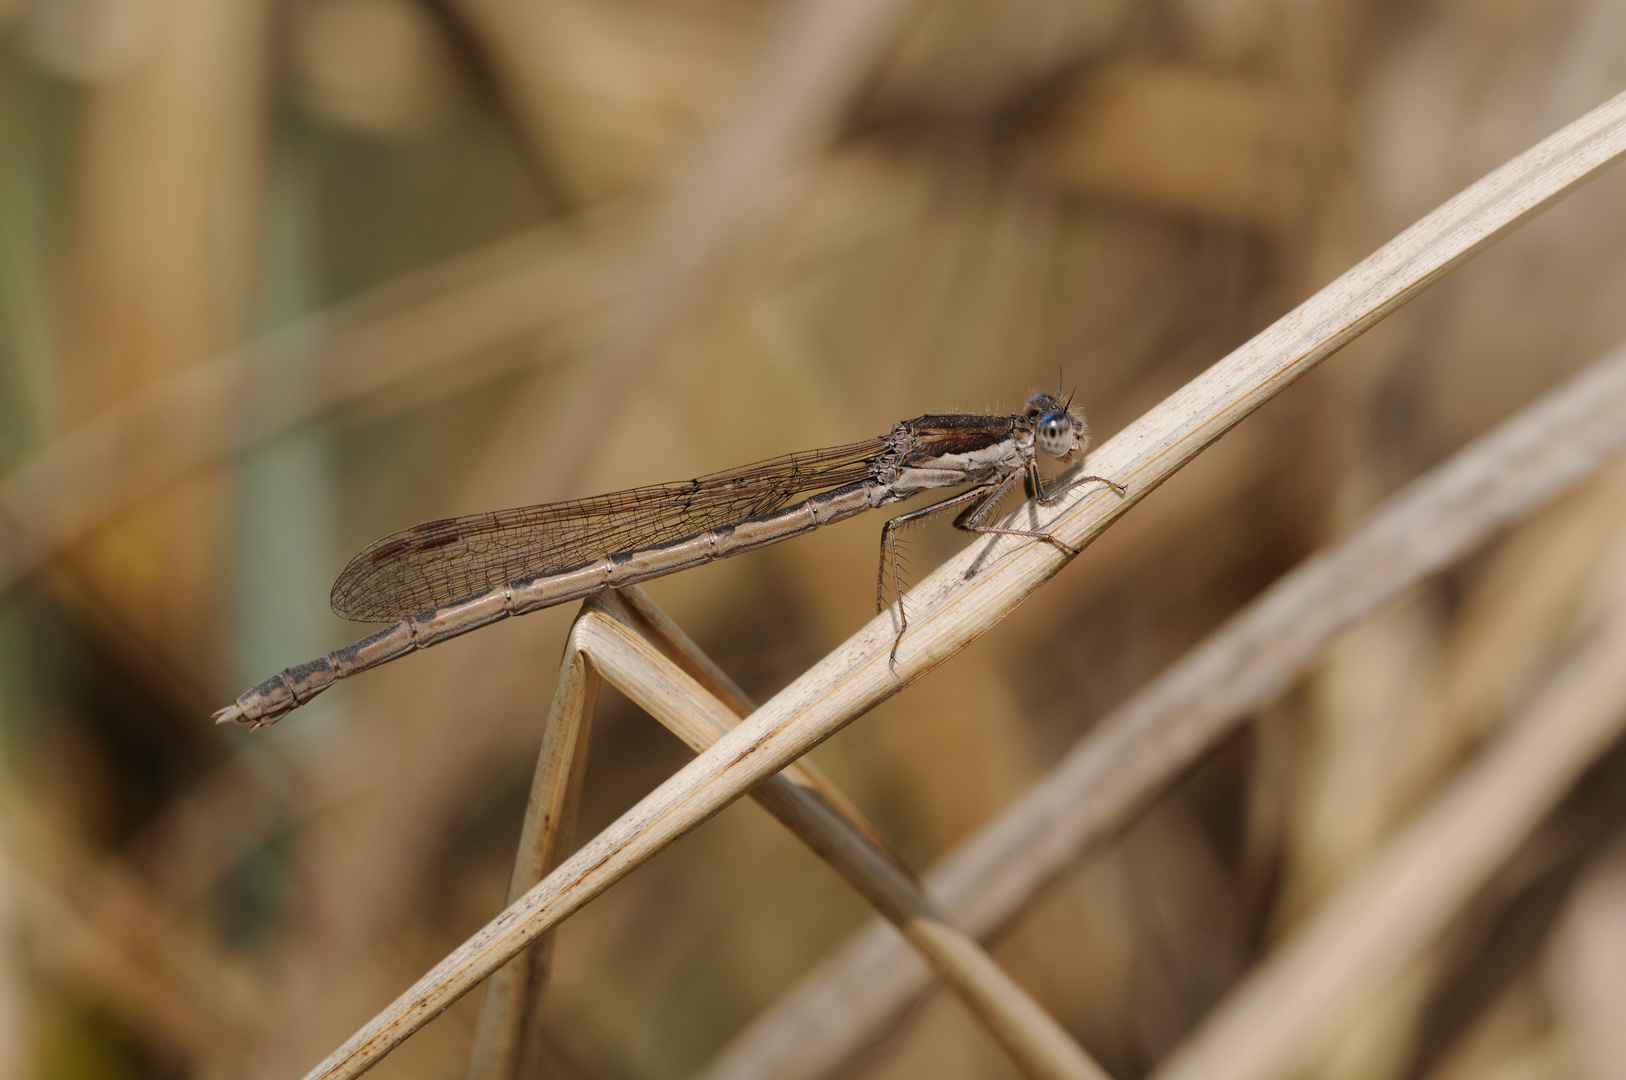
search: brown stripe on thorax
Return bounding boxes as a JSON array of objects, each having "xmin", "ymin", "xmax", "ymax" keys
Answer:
[{"xmin": 898, "ymin": 415, "xmax": 1015, "ymax": 465}]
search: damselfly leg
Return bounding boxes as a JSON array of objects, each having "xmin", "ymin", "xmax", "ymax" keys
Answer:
[
  {"xmin": 878, "ymin": 471, "xmax": 1127, "ymax": 666},
  {"xmin": 1031, "ymin": 462, "xmax": 1127, "ymax": 505},
  {"xmin": 878, "ymin": 484, "xmax": 997, "ymax": 638}
]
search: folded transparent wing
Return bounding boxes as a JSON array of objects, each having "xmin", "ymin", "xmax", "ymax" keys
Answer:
[{"xmin": 330, "ymin": 438, "xmax": 888, "ymax": 621}]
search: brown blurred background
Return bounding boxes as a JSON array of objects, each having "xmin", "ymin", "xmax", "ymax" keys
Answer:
[{"xmin": 3, "ymin": 0, "xmax": 1626, "ymax": 1077}]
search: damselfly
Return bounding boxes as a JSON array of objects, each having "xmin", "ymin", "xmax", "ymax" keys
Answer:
[{"xmin": 215, "ymin": 392, "xmax": 1124, "ymax": 727}]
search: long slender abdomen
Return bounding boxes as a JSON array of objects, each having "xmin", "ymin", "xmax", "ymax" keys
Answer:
[
  {"xmin": 214, "ymin": 480, "xmax": 885, "ymax": 727},
  {"xmin": 212, "ymin": 619, "xmax": 418, "ymax": 727}
]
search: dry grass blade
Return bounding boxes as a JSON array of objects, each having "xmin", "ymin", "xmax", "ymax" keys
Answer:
[
  {"xmin": 299, "ymin": 91, "xmax": 1626, "ymax": 1080},
  {"xmin": 610, "ymin": 587, "xmax": 899, "ymax": 863},
  {"xmin": 695, "ymin": 338, "xmax": 1626, "ymax": 1080},
  {"xmin": 466, "ymin": 627, "xmax": 598, "ymax": 1080},
  {"xmin": 1149, "ymin": 597, "xmax": 1626, "ymax": 1080},
  {"xmin": 570, "ymin": 591, "xmax": 1109, "ymax": 1080}
]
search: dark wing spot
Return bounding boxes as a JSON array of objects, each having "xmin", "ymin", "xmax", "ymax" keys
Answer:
[
  {"xmin": 411, "ymin": 532, "xmax": 462, "ymax": 553},
  {"xmin": 410, "ymin": 517, "xmax": 458, "ymax": 533},
  {"xmin": 368, "ymin": 538, "xmax": 413, "ymax": 563}
]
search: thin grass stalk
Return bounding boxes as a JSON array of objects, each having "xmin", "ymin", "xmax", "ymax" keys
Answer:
[
  {"xmin": 466, "ymin": 637, "xmax": 599, "ymax": 1080},
  {"xmin": 1148, "ymin": 594, "xmax": 1626, "ymax": 1080},
  {"xmin": 609, "ymin": 588, "xmax": 905, "ymax": 869},
  {"xmin": 613, "ymin": 586, "xmax": 757, "ymax": 712},
  {"xmin": 694, "ymin": 339, "xmax": 1626, "ymax": 1080},
  {"xmin": 572, "ymin": 591, "xmax": 1110, "ymax": 1080},
  {"xmin": 299, "ymin": 89, "xmax": 1626, "ymax": 1080}
]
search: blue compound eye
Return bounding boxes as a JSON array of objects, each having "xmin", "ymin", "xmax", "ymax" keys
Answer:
[{"xmin": 1036, "ymin": 412, "xmax": 1074, "ymax": 457}]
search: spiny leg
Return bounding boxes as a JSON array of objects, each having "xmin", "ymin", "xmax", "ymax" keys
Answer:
[
  {"xmin": 878, "ymin": 467, "xmax": 1126, "ymax": 668},
  {"xmin": 878, "ymin": 485, "xmax": 997, "ymax": 667},
  {"xmin": 950, "ymin": 461, "xmax": 1129, "ymax": 553},
  {"xmin": 1032, "ymin": 459, "xmax": 1127, "ymax": 503},
  {"xmin": 879, "ymin": 485, "xmax": 997, "ymax": 614},
  {"xmin": 952, "ymin": 467, "xmax": 1081, "ymax": 556}
]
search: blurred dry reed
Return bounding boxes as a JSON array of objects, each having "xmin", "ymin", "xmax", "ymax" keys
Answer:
[
  {"xmin": 698, "ymin": 337, "xmax": 1626, "ymax": 1080},
  {"xmin": 5, "ymin": 1, "xmax": 1626, "ymax": 1080}
]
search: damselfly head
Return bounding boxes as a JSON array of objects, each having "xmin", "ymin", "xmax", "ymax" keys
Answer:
[{"xmin": 1024, "ymin": 392, "xmax": 1089, "ymax": 460}]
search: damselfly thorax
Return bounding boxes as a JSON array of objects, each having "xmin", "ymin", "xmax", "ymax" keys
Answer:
[{"xmin": 215, "ymin": 393, "xmax": 1125, "ymax": 727}]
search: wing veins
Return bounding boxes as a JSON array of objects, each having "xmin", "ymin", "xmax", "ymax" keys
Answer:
[{"xmin": 331, "ymin": 438, "xmax": 887, "ymax": 621}]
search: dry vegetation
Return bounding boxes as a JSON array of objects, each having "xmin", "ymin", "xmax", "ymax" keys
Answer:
[{"xmin": 2, "ymin": 1, "xmax": 1626, "ymax": 1080}]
